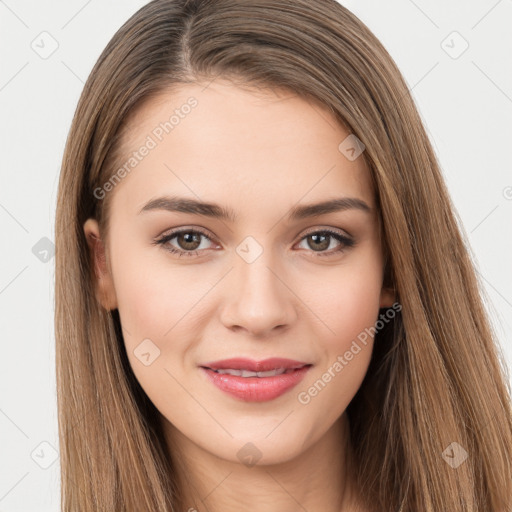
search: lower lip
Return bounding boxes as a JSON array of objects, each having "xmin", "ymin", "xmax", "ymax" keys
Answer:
[{"xmin": 201, "ymin": 366, "xmax": 311, "ymax": 402}]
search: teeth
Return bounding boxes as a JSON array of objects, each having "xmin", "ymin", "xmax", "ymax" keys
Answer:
[{"xmin": 213, "ymin": 368, "xmax": 289, "ymax": 377}]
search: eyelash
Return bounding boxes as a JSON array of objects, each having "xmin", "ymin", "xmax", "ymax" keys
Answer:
[{"xmin": 153, "ymin": 227, "xmax": 355, "ymax": 258}]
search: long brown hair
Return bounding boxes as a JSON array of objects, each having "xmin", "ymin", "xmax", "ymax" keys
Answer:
[{"xmin": 55, "ymin": 0, "xmax": 512, "ymax": 510}]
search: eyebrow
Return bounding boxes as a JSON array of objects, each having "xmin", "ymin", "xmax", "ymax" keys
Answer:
[{"xmin": 138, "ymin": 195, "xmax": 372, "ymax": 222}]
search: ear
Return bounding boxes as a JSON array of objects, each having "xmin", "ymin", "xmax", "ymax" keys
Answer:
[
  {"xmin": 379, "ymin": 286, "xmax": 396, "ymax": 308},
  {"xmin": 83, "ymin": 218, "xmax": 118, "ymax": 311},
  {"xmin": 379, "ymin": 249, "xmax": 396, "ymax": 308}
]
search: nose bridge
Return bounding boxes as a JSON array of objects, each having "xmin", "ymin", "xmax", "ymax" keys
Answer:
[{"xmin": 220, "ymin": 237, "xmax": 295, "ymax": 334}]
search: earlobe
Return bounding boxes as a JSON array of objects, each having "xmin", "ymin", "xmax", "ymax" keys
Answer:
[
  {"xmin": 83, "ymin": 218, "xmax": 118, "ymax": 311},
  {"xmin": 379, "ymin": 286, "xmax": 396, "ymax": 308}
]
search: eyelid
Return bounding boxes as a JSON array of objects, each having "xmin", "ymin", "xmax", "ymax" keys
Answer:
[
  {"xmin": 300, "ymin": 225, "xmax": 352, "ymax": 239},
  {"xmin": 156, "ymin": 226, "xmax": 217, "ymax": 243}
]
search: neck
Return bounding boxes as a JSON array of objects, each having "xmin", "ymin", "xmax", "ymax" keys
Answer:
[{"xmin": 162, "ymin": 412, "xmax": 362, "ymax": 512}]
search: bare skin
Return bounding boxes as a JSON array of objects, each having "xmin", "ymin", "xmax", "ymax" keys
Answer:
[{"xmin": 84, "ymin": 79, "xmax": 394, "ymax": 511}]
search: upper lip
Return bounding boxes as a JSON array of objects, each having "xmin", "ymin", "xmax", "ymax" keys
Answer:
[{"xmin": 201, "ymin": 358, "xmax": 311, "ymax": 372}]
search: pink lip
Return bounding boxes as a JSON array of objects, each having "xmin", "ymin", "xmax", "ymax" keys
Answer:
[
  {"xmin": 199, "ymin": 358, "xmax": 312, "ymax": 402},
  {"xmin": 201, "ymin": 357, "xmax": 309, "ymax": 372}
]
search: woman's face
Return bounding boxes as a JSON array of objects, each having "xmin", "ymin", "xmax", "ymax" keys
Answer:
[{"xmin": 84, "ymin": 79, "xmax": 394, "ymax": 466}]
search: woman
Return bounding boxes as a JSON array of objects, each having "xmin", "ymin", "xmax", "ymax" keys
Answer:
[{"xmin": 54, "ymin": 0, "xmax": 512, "ymax": 510}]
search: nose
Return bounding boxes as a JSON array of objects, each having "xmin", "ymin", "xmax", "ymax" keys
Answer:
[{"xmin": 219, "ymin": 252, "xmax": 297, "ymax": 337}]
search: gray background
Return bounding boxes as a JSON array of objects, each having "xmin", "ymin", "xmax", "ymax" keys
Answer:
[{"xmin": 1, "ymin": 0, "xmax": 511, "ymax": 510}]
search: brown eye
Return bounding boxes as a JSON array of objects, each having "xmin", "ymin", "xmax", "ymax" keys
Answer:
[
  {"xmin": 155, "ymin": 228, "xmax": 215, "ymax": 257},
  {"xmin": 175, "ymin": 232, "xmax": 202, "ymax": 251},
  {"xmin": 306, "ymin": 233, "xmax": 330, "ymax": 251},
  {"xmin": 297, "ymin": 229, "xmax": 355, "ymax": 257}
]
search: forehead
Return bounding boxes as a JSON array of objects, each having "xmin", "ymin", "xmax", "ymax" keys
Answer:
[{"xmin": 107, "ymin": 79, "xmax": 374, "ymax": 221}]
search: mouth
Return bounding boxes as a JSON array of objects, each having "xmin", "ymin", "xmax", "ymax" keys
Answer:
[
  {"xmin": 198, "ymin": 358, "xmax": 313, "ymax": 402},
  {"xmin": 204, "ymin": 367, "xmax": 306, "ymax": 377},
  {"xmin": 200, "ymin": 357, "xmax": 311, "ymax": 373}
]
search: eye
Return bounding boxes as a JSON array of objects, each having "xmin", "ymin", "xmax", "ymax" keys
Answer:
[
  {"xmin": 295, "ymin": 229, "xmax": 355, "ymax": 257},
  {"xmin": 154, "ymin": 228, "xmax": 217, "ymax": 258},
  {"xmin": 154, "ymin": 227, "xmax": 355, "ymax": 258}
]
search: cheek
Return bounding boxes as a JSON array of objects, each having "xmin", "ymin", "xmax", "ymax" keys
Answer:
[
  {"xmin": 295, "ymin": 274, "xmax": 381, "ymax": 434},
  {"xmin": 109, "ymin": 242, "xmax": 189, "ymax": 360},
  {"xmin": 111, "ymin": 251, "xmax": 222, "ymax": 405},
  {"xmin": 301, "ymin": 250, "xmax": 384, "ymax": 348},
  {"xmin": 294, "ymin": 249, "xmax": 383, "ymax": 404},
  {"xmin": 113, "ymin": 267, "xmax": 201, "ymax": 415},
  {"xmin": 116, "ymin": 271, "xmax": 166, "ymax": 332}
]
